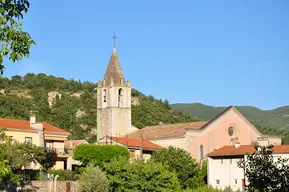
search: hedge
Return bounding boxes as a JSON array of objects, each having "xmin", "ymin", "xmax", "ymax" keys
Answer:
[{"xmin": 73, "ymin": 144, "xmax": 130, "ymax": 166}]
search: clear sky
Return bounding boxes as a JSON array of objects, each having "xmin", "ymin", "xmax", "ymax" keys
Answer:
[{"xmin": 3, "ymin": 0, "xmax": 289, "ymax": 110}]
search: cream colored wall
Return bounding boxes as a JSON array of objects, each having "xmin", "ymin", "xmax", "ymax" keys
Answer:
[
  {"xmin": 150, "ymin": 137, "xmax": 187, "ymax": 151},
  {"xmin": 53, "ymin": 141, "xmax": 65, "ymax": 153},
  {"xmin": 208, "ymin": 157, "xmax": 244, "ymax": 191},
  {"xmin": 134, "ymin": 150, "xmax": 151, "ymax": 161},
  {"xmin": 5, "ymin": 130, "xmax": 39, "ymax": 145},
  {"xmin": 268, "ymin": 137, "xmax": 282, "ymax": 145},
  {"xmin": 53, "ymin": 161, "xmax": 64, "ymax": 170}
]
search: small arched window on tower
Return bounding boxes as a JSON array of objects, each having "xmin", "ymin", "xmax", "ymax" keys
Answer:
[
  {"xmin": 120, "ymin": 77, "xmax": 123, "ymax": 85},
  {"xmin": 118, "ymin": 88, "xmax": 123, "ymax": 107},
  {"xmin": 103, "ymin": 89, "xmax": 106, "ymax": 103},
  {"xmin": 200, "ymin": 144, "xmax": 204, "ymax": 160}
]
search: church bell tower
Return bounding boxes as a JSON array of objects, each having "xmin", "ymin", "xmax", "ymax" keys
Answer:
[{"xmin": 96, "ymin": 40, "xmax": 132, "ymax": 141}]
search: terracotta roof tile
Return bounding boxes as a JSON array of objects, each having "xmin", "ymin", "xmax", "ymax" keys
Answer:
[
  {"xmin": 207, "ymin": 145, "xmax": 289, "ymax": 157},
  {"xmin": 0, "ymin": 118, "xmax": 69, "ymax": 134},
  {"xmin": 128, "ymin": 121, "xmax": 208, "ymax": 140},
  {"xmin": 42, "ymin": 122, "xmax": 69, "ymax": 134},
  {"xmin": 107, "ymin": 136, "xmax": 163, "ymax": 150}
]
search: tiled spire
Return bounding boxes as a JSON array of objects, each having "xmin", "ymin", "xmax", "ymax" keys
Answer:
[{"xmin": 103, "ymin": 46, "xmax": 125, "ymax": 86}]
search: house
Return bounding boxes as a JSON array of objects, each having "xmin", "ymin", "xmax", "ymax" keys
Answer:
[
  {"xmin": 96, "ymin": 44, "xmax": 282, "ymax": 161},
  {"xmin": 206, "ymin": 144, "xmax": 289, "ymax": 191},
  {"xmin": 98, "ymin": 136, "xmax": 163, "ymax": 160},
  {"xmin": 0, "ymin": 115, "xmax": 70, "ymax": 170}
]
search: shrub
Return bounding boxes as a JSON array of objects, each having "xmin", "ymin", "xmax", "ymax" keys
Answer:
[
  {"xmin": 73, "ymin": 144, "xmax": 130, "ymax": 166},
  {"xmin": 48, "ymin": 170, "xmax": 79, "ymax": 181},
  {"xmin": 103, "ymin": 157, "xmax": 181, "ymax": 192},
  {"xmin": 20, "ymin": 169, "xmax": 40, "ymax": 181},
  {"xmin": 184, "ymin": 185, "xmax": 222, "ymax": 192},
  {"xmin": 151, "ymin": 146, "xmax": 204, "ymax": 189},
  {"xmin": 77, "ymin": 164, "xmax": 109, "ymax": 192}
]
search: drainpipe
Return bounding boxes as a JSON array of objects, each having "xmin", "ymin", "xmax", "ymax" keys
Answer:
[{"xmin": 54, "ymin": 175, "xmax": 59, "ymax": 192}]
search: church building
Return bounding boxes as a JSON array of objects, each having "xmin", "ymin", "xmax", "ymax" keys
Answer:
[{"xmin": 96, "ymin": 44, "xmax": 282, "ymax": 161}]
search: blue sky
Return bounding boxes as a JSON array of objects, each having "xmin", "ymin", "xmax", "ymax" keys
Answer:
[{"xmin": 3, "ymin": 0, "xmax": 289, "ymax": 110}]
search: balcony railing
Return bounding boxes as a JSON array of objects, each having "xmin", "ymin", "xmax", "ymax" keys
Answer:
[{"xmin": 46, "ymin": 147, "xmax": 70, "ymax": 156}]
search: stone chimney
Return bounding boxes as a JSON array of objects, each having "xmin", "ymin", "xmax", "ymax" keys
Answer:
[
  {"xmin": 29, "ymin": 114, "xmax": 44, "ymax": 147},
  {"xmin": 30, "ymin": 114, "xmax": 36, "ymax": 124}
]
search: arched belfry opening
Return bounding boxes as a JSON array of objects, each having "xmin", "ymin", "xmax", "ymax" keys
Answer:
[
  {"xmin": 118, "ymin": 88, "xmax": 123, "ymax": 107},
  {"xmin": 103, "ymin": 89, "xmax": 107, "ymax": 103}
]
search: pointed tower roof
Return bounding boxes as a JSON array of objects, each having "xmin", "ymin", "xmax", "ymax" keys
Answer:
[{"xmin": 103, "ymin": 47, "xmax": 125, "ymax": 86}]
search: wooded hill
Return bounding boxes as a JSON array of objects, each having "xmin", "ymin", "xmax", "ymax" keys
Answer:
[{"xmin": 0, "ymin": 73, "xmax": 195, "ymax": 143}]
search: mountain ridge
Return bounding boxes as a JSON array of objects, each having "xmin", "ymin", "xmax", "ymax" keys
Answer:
[{"xmin": 171, "ymin": 103, "xmax": 289, "ymax": 130}]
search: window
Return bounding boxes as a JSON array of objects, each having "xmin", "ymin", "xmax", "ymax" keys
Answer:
[
  {"xmin": 228, "ymin": 126, "xmax": 235, "ymax": 136},
  {"xmin": 230, "ymin": 159, "xmax": 232, "ymax": 164},
  {"xmin": 118, "ymin": 88, "xmax": 123, "ymax": 107},
  {"xmin": 103, "ymin": 89, "xmax": 106, "ymax": 103},
  {"xmin": 25, "ymin": 137, "xmax": 32, "ymax": 144},
  {"xmin": 45, "ymin": 141, "xmax": 53, "ymax": 150},
  {"xmin": 234, "ymin": 179, "xmax": 238, "ymax": 185},
  {"xmin": 221, "ymin": 159, "xmax": 223, "ymax": 164},
  {"xmin": 200, "ymin": 145, "xmax": 204, "ymax": 160},
  {"xmin": 216, "ymin": 179, "xmax": 220, "ymax": 185}
]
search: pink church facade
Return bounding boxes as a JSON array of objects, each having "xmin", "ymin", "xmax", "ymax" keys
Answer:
[{"xmin": 128, "ymin": 106, "xmax": 282, "ymax": 161}]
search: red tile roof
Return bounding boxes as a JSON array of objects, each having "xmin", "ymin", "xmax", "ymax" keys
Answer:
[
  {"xmin": 128, "ymin": 121, "xmax": 208, "ymax": 140},
  {"xmin": 207, "ymin": 145, "xmax": 289, "ymax": 157},
  {"xmin": 106, "ymin": 136, "xmax": 163, "ymax": 150},
  {"xmin": 0, "ymin": 118, "xmax": 69, "ymax": 134}
]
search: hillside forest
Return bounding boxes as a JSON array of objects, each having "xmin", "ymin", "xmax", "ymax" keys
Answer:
[
  {"xmin": 0, "ymin": 73, "xmax": 288, "ymax": 144},
  {"xmin": 0, "ymin": 73, "xmax": 195, "ymax": 143}
]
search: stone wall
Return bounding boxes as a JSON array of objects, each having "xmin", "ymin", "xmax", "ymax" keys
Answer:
[{"xmin": 21, "ymin": 181, "xmax": 77, "ymax": 192}]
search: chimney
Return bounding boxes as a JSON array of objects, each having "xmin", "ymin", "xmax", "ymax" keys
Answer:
[
  {"xmin": 30, "ymin": 114, "xmax": 36, "ymax": 124},
  {"xmin": 234, "ymin": 142, "xmax": 240, "ymax": 148}
]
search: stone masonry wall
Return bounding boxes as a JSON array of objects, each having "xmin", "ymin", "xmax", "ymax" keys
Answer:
[{"xmin": 21, "ymin": 181, "xmax": 77, "ymax": 192}]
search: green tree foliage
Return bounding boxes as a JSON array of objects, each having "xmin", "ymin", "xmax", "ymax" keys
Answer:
[
  {"xmin": 103, "ymin": 157, "xmax": 181, "ymax": 192},
  {"xmin": 78, "ymin": 164, "xmax": 109, "ymax": 192},
  {"xmin": 0, "ymin": 129, "xmax": 55, "ymax": 169},
  {"xmin": 132, "ymin": 96, "xmax": 198, "ymax": 128},
  {"xmin": 0, "ymin": 160, "xmax": 19, "ymax": 185},
  {"xmin": 38, "ymin": 149, "xmax": 57, "ymax": 171},
  {"xmin": 151, "ymin": 146, "xmax": 204, "ymax": 190},
  {"xmin": 237, "ymin": 143, "xmax": 289, "ymax": 192},
  {"xmin": 73, "ymin": 144, "xmax": 130, "ymax": 166},
  {"xmin": 183, "ymin": 185, "xmax": 222, "ymax": 192},
  {"xmin": 0, "ymin": 129, "xmax": 56, "ymax": 188},
  {"xmin": 254, "ymin": 124, "xmax": 289, "ymax": 144},
  {"xmin": 0, "ymin": 0, "xmax": 36, "ymax": 74}
]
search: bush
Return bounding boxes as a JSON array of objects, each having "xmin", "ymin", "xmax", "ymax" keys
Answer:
[
  {"xmin": 77, "ymin": 164, "xmax": 109, "ymax": 192},
  {"xmin": 103, "ymin": 157, "xmax": 181, "ymax": 192},
  {"xmin": 48, "ymin": 170, "xmax": 79, "ymax": 181},
  {"xmin": 73, "ymin": 144, "xmax": 130, "ymax": 166},
  {"xmin": 20, "ymin": 169, "xmax": 40, "ymax": 181},
  {"xmin": 184, "ymin": 185, "xmax": 222, "ymax": 192},
  {"xmin": 151, "ymin": 146, "xmax": 204, "ymax": 189}
]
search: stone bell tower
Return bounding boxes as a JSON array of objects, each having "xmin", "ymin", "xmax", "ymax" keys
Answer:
[{"xmin": 96, "ymin": 45, "xmax": 131, "ymax": 141}]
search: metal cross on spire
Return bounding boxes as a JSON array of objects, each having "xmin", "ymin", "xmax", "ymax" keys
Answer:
[{"xmin": 112, "ymin": 33, "xmax": 118, "ymax": 47}]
